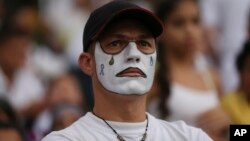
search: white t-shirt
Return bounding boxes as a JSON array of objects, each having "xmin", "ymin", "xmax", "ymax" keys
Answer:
[
  {"xmin": 42, "ymin": 112, "xmax": 212, "ymax": 141},
  {"xmin": 0, "ymin": 67, "xmax": 44, "ymax": 110}
]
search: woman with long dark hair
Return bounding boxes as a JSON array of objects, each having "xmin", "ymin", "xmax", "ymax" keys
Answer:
[{"xmin": 148, "ymin": 0, "xmax": 231, "ymax": 140}]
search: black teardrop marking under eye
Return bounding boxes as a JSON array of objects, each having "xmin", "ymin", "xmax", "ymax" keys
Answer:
[{"xmin": 109, "ymin": 56, "xmax": 114, "ymax": 65}]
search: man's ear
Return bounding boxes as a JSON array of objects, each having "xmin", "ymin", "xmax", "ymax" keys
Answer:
[{"xmin": 78, "ymin": 52, "xmax": 95, "ymax": 76}]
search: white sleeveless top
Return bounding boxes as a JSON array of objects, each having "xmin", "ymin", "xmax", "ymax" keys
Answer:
[
  {"xmin": 167, "ymin": 83, "xmax": 219, "ymax": 125},
  {"xmin": 167, "ymin": 56, "xmax": 219, "ymax": 125}
]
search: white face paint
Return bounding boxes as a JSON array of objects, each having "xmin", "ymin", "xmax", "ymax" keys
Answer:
[{"xmin": 94, "ymin": 42, "xmax": 156, "ymax": 95}]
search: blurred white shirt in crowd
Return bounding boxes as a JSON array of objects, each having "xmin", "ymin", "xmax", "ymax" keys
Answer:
[
  {"xmin": 39, "ymin": 0, "xmax": 90, "ymax": 66},
  {"xmin": 0, "ymin": 67, "xmax": 44, "ymax": 111},
  {"xmin": 30, "ymin": 45, "xmax": 69, "ymax": 82}
]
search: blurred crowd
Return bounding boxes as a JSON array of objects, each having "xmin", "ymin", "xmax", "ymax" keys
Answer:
[{"xmin": 0, "ymin": 0, "xmax": 250, "ymax": 141}]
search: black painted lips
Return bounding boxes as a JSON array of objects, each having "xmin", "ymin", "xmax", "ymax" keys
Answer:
[{"xmin": 116, "ymin": 67, "xmax": 147, "ymax": 78}]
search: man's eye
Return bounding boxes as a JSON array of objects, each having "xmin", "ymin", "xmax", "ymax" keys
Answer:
[
  {"xmin": 110, "ymin": 40, "xmax": 125, "ymax": 47},
  {"xmin": 137, "ymin": 41, "xmax": 150, "ymax": 47}
]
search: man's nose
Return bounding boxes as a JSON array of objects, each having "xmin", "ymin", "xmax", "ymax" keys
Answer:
[{"xmin": 125, "ymin": 42, "xmax": 141, "ymax": 63}]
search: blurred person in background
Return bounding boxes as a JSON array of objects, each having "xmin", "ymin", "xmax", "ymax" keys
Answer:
[
  {"xmin": 200, "ymin": 0, "xmax": 250, "ymax": 93},
  {"xmin": 221, "ymin": 12, "xmax": 250, "ymax": 124},
  {"xmin": 6, "ymin": 0, "xmax": 58, "ymax": 49},
  {"xmin": 39, "ymin": 0, "xmax": 93, "ymax": 67},
  {"xmin": 0, "ymin": 125, "xmax": 24, "ymax": 141},
  {"xmin": 33, "ymin": 74, "xmax": 85, "ymax": 141},
  {"xmin": 1, "ymin": 0, "xmax": 92, "ymax": 140},
  {"xmin": 0, "ymin": 22, "xmax": 46, "ymax": 140},
  {"xmin": 12, "ymin": 0, "xmax": 70, "ymax": 82},
  {"xmin": 148, "ymin": 0, "xmax": 231, "ymax": 140},
  {"xmin": 0, "ymin": 23, "xmax": 45, "ymax": 122},
  {"xmin": 50, "ymin": 104, "xmax": 83, "ymax": 131},
  {"xmin": 46, "ymin": 74, "xmax": 84, "ymax": 108},
  {"xmin": 221, "ymin": 40, "xmax": 250, "ymax": 124},
  {"xmin": 39, "ymin": 0, "xmax": 95, "ymax": 108},
  {"xmin": 0, "ymin": 98, "xmax": 27, "ymax": 141},
  {"xmin": 1, "ymin": 0, "xmax": 70, "ymax": 85}
]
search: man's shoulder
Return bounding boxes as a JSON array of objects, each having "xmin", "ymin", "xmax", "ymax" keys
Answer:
[
  {"xmin": 149, "ymin": 113, "xmax": 197, "ymax": 130},
  {"xmin": 152, "ymin": 116, "xmax": 192, "ymax": 132},
  {"xmin": 149, "ymin": 114, "xmax": 213, "ymax": 141},
  {"xmin": 42, "ymin": 132, "xmax": 71, "ymax": 141},
  {"xmin": 42, "ymin": 123, "xmax": 84, "ymax": 141},
  {"xmin": 42, "ymin": 114, "xmax": 90, "ymax": 141},
  {"xmin": 156, "ymin": 117, "xmax": 195, "ymax": 131}
]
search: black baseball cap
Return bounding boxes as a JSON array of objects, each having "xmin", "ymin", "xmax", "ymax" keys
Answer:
[{"xmin": 83, "ymin": 0, "xmax": 163, "ymax": 52}]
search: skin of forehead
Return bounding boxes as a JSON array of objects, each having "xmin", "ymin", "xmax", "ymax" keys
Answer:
[{"xmin": 98, "ymin": 19, "xmax": 154, "ymax": 40}]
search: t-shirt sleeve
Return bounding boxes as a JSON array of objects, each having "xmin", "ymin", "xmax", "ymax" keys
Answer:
[
  {"xmin": 164, "ymin": 120, "xmax": 213, "ymax": 141},
  {"xmin": 181, "ymin": 122, "xmax": 213, "ymax": 141},
  {"xmin": 193, "ymin": 129, "xmax": 213, "ymax": 141},
  {"xmin": 42, "ymin": 133, "xmax": 71, "ymax": 141}
]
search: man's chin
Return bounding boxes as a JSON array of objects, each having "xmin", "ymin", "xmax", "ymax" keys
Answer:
[
  {"xmin": 122, "ymin": 85, "xmax": 148, "ymax": 95},
  {"xmin": 99, "ymin": 78, "xmax": 151, "ymax": 95}
]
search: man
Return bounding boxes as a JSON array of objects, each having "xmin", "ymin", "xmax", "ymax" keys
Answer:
[{"xmin": 43, "ymin": 1, "xmax": 212, "ymax": 140}]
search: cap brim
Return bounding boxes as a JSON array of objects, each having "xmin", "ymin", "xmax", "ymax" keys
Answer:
[{"xmin": 93, "ymin": 7, "xmax": 163, "ymax": 40}]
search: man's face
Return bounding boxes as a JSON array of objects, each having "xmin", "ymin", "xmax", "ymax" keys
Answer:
[{"xmin": 94, "ymin": 19, "xmax": 157, "ymax": 95}]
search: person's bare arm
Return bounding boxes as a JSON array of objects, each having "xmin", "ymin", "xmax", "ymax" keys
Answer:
[{"xmin": 196, "ymin": 107, "xmax": 231, "ymax": 141}]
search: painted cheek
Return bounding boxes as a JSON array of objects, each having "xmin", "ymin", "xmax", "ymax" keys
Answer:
[{"xmin": 99, "ymin": 64, "xmax": 105, "ymax": 76}]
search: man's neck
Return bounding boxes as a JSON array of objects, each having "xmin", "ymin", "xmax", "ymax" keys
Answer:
[{"xmin": 93, "ymin": 89, "xmax": 147, "ymax": 122}]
